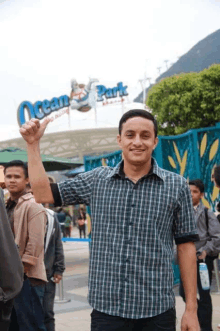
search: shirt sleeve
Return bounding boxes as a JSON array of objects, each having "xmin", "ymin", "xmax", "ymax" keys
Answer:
[
  {"xmin": 51, "ymin": 183, "xmax": 62, "ymax": 207},
  {"xmin": 54, "ymin": 217, "xmax": 65, "ymax": 275},
  {"xmin": 200, "ymin": 210, "xmax": 220, "ymax": 255},
  {"xmin": 22, "ymin": 205, "xmax": 46, "ymax": 266},
  {"xmin": 51, "ymin": 169, "xmax": 96, "ymax": 207},
  {"xmin": 173, "ymin": 179, "xmax": 199, "ymax": 245}
]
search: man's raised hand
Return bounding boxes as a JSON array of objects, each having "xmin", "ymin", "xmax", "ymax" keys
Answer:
[{"xmin": 20, "ymin": 117, "xmax": 52, "ymax": 145}]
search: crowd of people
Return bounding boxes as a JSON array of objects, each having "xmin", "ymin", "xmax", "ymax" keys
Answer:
[
  {"xmin": 0, "ymin": 160, "xmax": 65, "ymax": 331},
  {"xmin": 1, "ymin": 109, "xmax": 220, "ymax": 330},
  {"xmin": 0, "ymin": 159, "xmax": 89, "ymax": 330}
]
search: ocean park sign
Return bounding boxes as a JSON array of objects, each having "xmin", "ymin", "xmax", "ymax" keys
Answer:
[
  {"xmin": 17, "ymin": 79, "xmax": 128, "ymax": 126},
  {"xmin": 96, "ymin": 82, "xmax": 128, "ymax": 101}
]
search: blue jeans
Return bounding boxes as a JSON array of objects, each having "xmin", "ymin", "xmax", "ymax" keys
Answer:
[
  {"xmin": 43, "ymin": 279, "xmax": 56, "ymax": 331},
  {"xmin": 91, "ymin": 308, "xmax": 176, "ymax": 330},
  {"xmin": 9, "ymin": 278, "xmax": 46, "ymax": 331}
]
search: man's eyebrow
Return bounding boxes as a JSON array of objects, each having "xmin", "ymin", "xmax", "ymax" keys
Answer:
[{"xmin": 125, "ymin": 130, "xmax": 151, "ymax": 134}]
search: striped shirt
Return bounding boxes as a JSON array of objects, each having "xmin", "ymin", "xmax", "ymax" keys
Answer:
[{"xmin": 54, "ymin": 158, "xmax": 198, "ymax": 319}]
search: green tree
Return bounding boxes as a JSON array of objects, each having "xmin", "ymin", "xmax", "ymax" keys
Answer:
[{"xmin": 146, "ymin": 64, "xmax": 220, "ymax": 135}]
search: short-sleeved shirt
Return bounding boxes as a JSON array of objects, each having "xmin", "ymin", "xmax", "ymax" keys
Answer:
[{"xmin": 51, "ymin": 159, "xmax": 198, "ymax": 319}]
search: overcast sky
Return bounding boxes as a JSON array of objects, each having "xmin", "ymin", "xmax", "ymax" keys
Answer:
[{"xmin": 0, "ymin": 0, "xmax": 220, "ymax": 142}]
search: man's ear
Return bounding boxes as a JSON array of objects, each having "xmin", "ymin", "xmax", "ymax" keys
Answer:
[
  {"xmin": 153, "ymin": 137, "xmax": 159, "ymax": 150},
  {"xmin": 117, "ymin": 134, "xmax": 122, "ymax": 148}
]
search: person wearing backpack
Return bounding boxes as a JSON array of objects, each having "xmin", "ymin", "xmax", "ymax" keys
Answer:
[
  {"xmin": 43, "ymin": 208, "xmax": 65, "ymax": 331},
  {"xmin": 179, "ymin": 179, "xmax": 220, "ymax": 331}
]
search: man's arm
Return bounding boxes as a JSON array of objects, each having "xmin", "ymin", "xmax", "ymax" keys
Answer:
[
  {"xmin": 22, "ymin": 206, "xmax": 47, "ymax": 268},
  {"xmin": 177, "ymin": 242, "xmax": 199, "ymax": 330},
  {"xmin": 20, "ymin": 118, "xmax": 54, "ymax": 204}
]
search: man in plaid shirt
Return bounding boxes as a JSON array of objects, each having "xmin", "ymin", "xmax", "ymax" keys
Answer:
[{"xmin": 20, "ymin": 109, "xmax": 199, "ymax": 331}]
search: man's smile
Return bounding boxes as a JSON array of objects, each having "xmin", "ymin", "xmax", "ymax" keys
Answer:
[{"xmin": 130, "ymin": 149, "xmax": 145, "ymax": 153}]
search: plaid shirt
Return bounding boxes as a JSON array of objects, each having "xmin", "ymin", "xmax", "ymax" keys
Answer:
[{"xmin": 55, "ymin": 159, "xmax": 198, "ymax": 319}]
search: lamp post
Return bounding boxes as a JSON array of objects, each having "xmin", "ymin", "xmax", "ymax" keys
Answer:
[
  {"xmin": 164, "ymin": 60, "xmax": 169, "ymax": 70},
  {"xmin": 139, "ymin": 78, "xmax": 147, "ymax": 107},
  {"xmin": 157, "ymin": 67, "xmax": 161, "ymax": 75}
]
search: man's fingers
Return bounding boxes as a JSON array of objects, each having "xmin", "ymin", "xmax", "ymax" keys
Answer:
[
  {"xmin": 29, "ymin": 118, "xmax": 41, "ymax": 128},
  {"xmin": 20, "ymin": 121, "xmax": 37, "ymax": 135},
  {"xmin": 24, "ymin": 123, "xmax": 36, "ymax": 135},
  {"xmin": 19, "ymin": 127, "xmax": 28, "ymax": 136},
  {"xmin": 19, "ymin": 117, "xmax": 53, "ymax": 143},
  {"xmin": 20, "ymin": 117, "xmax": 52, "ymax": 134},
  {"xmin": 41, "ymin": 117, "xmax": 53, "ymax": 130}
]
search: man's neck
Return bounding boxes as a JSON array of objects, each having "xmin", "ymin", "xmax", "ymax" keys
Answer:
[
  {"xmin": 9, "ymin": 190, "xmax": 26, "ymax": 201},
  {"xmin": 123, "ymin": 159, "xmax": 152, "ymax": 182},
  {"xmin": 193, "ymin": 201, "xmax": 200, "ymax": 208}
]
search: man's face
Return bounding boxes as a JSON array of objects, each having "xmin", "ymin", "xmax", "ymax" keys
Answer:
[
  {"xmin": 4, "ymin": 166, "xmax": 29, "ymax": 196},
  {"xmin": 212, "ymin": 173, "xmax": 220, "ymax": 189},
  {"xmin": 117, "ymin": 117, "xmax": 158, "ymax": 167},
  {"xmin": 189, "ymin": 185, "xmax": 203, "ymax": 206}
]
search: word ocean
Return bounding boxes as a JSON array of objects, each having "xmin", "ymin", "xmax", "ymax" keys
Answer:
[{"xmin": 17, "ymin": 96, "xmax": 69, "ymax": 126}]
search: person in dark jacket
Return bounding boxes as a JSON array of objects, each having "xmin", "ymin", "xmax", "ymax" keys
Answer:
[
  {"xmin": 0, "ymin": 188, "xmax": 23, "ymax": 331},
  {"xmin": 43, "ymin": 208, "xmax": 65, "ymax": 331},
  {"xmin": 56, "ymin": 208, "xmax": 66, "ymax": 238},
  {"xmin": 179, "ymin": 179, "xmax": 220, "ymax": 331}
]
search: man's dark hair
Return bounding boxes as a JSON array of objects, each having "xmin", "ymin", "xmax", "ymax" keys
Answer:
[
  {"xmin": 213, "ymin": 165, "xmax": 220, "ymax": 187},
  {"xmin": 189, "ymin": 179, "xmax": 205, "ymax": 193},
  {"xmin": 4, "ymin": 160, "xmax": 28, "ymax": 178},
  {"xmin": 118, "ymin": 109, "xmax": 158, "ymax": 137},
  {"xmin": 216, "ymin": 202, "xmax": 220, "ymax": 212}
]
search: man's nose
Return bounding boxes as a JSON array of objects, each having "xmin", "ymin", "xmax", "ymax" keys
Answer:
[{"xmin": 133, "ymin": 135, "xmax": 142, "ymax": 145}]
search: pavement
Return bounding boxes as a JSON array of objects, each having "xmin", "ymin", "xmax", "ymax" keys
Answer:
[{"xmin": 54, "ymin": 228, "xmax": 220, "ymax": 330}]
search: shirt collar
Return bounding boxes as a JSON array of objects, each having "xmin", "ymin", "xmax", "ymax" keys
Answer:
[
  {"xmin": 6, "ymin": 190, "xmax": 29, "ymax": 207},
  {"xmin": 193, "ymin": 201, "xmax": 202, "ymax": 212},
  {"xmin": 107, "ymin": 157, "xmax": 164, "ymax": 181},
  {"xmin": 6, "ymin": 198, "xmax": 17, "ymax": 209}
]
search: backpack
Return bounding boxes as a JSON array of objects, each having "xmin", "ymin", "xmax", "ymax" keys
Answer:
[{"xmin": 204, "ymin": 207, "xmax": 219, "ymax": 260}]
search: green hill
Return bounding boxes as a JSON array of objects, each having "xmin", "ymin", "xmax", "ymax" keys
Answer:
[{"xmin": 134, "ymin": 29, "xmax": 220, "ymax": 103}]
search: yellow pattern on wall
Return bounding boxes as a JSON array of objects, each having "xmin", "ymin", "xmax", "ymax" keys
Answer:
[
  {"xmin": 168, "ymin": 142, "xmax": 188, "ymax": 177},
  {"xmin": 209, "ymin": 139, "xmax": 219, "ymax": 161},
  {"xmin": 180, "ymin": 151, "xmax": 188, "ymax": 176},
  {"xmin": 200, "ymin": 133, "xmax": 207, "ymax": 157},
  {"xmin": 168, "ymin": 156, "xmax": 176, "ymax": 169},
  {"xmin": 201, "ymin": 197, "xmax": 211, "ymax": 209},
  {"xmin": 101, "ymin": 158, "xmax": 107, "ymax": 166}
]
